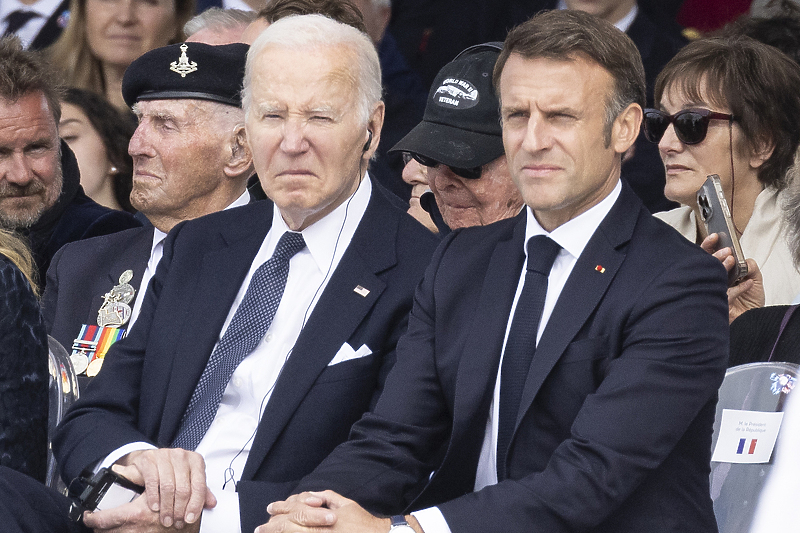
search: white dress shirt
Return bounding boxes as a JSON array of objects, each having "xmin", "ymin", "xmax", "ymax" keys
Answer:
[
  {"xmin": 100, "ymin": 179, "xmax": 372, "ymax": 533},
  {"xmin": 413, "ymin": 181, "xmax": 621, "ymax": 533},
  {"xmin": 1, "ymin": 0, "xmax": 64, "ymax": 48}
]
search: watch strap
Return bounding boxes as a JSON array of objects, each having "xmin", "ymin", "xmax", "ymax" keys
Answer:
[{"xmin": 390, "ymin": 515, "xmax": 409, "ymax": 527}]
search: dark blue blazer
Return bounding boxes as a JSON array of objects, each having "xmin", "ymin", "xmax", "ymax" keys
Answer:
[
  {"xmin": 295, "ymin": 184, "xmax": 729, "ymax": 532},
  {"xmin": 53, "ymin": 184, "xmax": 438, "ymax": 533}
]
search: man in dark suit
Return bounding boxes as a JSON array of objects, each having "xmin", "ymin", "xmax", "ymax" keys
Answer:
[
  {"xmin": 260, "ymin": 11, "xmax": 728, "ymax": 533},
  {"xmin": 43, "ymin": 42, "xmax": 255, "ymax": 384},
  {"xmin": 0, "ymin": 37, "xmax": 140, "ymax": 287},
  {"xmin": 41, "ymin": 14, "xmax": 437, "ymax": 533}
]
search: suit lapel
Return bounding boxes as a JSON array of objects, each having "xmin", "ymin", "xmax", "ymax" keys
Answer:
[
  {"xmin": 515, "ymin": 187, "xmax": 639, "ymax": 431},
  {"xmin": 241, "ymin": 186, "xmax": 397, "ymax": 478},
  {"xmin": 450, "ymin": 217, "xmax": 525, "ymax": 443},
  {"xmin": 158, "ymin": 204, "xmax": 274, "ymax": 441}
]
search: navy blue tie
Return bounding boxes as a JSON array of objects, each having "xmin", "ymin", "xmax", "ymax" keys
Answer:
[
  {"xmin": 172, "ymin": 231, "xmax": 306, "ymax": 450},
  {"xmin": 496, "ymin": 235, "xmax": 561, "ymax": 480},
  {"xmin": 4, "ymin": 11, "xmax": 39, "ymax": 36}
]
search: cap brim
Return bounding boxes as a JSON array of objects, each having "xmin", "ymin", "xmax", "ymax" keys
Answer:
[{"xmin": 390, "ymin": 120, "xmax": 505, "ymax": 169}]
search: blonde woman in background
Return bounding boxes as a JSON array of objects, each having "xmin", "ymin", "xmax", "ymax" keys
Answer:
[
  {"xmin": 0, "ymin": 228, "xmax": 48, "ymax": 483},
  {"xmin": 48, "ymin": 0, "xmax": 195, "ymax": 110}
]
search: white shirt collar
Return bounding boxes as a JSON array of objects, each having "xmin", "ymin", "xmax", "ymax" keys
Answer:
[
  {"xmin": 268, "ymin": 173, "xmax": 372, "ymax": 274},
  {"xmin": 525, "ymin": 179, "xmax": 622, "ymax": 261},
  {"xmin": 556, "ymin": 1, "xmax": 639, "ymax": 32}
]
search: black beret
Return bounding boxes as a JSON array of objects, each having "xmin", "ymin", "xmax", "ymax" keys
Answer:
[{"xmin": 122, "ymin": 42, "xmax": 249, "ymax": 108}]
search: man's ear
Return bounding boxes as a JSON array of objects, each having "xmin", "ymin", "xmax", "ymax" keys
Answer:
[
  {"xmin": 224, "ymin": 124, "xmax": 254, "ymax": 178},
  {"xmin": 362, "ymin": 101, "xmax": 385, "ymax": 161},
  {"xmin": 611, "ymin": 103, "xmax": 643, "ymax": 155}
]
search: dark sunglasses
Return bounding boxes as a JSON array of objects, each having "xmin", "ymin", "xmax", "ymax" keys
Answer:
[
  {"xmin": 402, "ymin": 152, "xmax": 482, "ymax": 180},
  {"xmin": 643, "ymin": 108, "xmax": 735, "ymax": 145}
]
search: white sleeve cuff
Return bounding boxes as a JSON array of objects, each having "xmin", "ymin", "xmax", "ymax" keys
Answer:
[
  {"xmin": 411, "ymin": 507, "xmax": 452, "ymax": 533},
  {"xmin": 200, "ymin": 489, "xmax": 241, "ymax": 533},
  {"xmin": 97, "ymin": 442, "xmax": 157, "ymax": 472}
]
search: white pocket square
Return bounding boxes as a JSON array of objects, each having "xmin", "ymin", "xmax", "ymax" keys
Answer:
[{"xmin": 328, "ymin": 343, "xmax": 372, "ymax": 366}]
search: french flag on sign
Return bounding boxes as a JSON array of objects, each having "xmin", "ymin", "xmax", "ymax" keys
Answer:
[{"xmin": 736, "ymin": 438, "xmax": 758, "ymax": 455}]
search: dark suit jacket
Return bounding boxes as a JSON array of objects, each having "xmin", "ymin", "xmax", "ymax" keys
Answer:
[
  {"xmin": 53, "ymin": 184, "xmax": 439, "ymax": 533},
  {"xmin": 43, "ymin": 226, "xmax": 154, "ymax": 354},
  {"xmin": 295, "ymin": 184, "xmax": 729, "ymax": 532}
]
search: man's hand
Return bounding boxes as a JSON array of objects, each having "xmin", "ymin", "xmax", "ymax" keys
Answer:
[
  {"xmin": 257, "ymin": 490, "xmax": 423, "ymax": 533},
  {"xmin": 111, "ymin": 448, "xmax": 216, "ymax": 529},
  {"xmin": 700, "ymin": 233, "xmax": 765, "ymax": 323},
  {"xmin": 83, "ymin": 492, "xmax": 200, "ymax": 533}
]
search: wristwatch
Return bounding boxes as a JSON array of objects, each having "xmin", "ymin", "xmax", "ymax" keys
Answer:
[{"xmin": 389, "ymin": 515, "xmax": 416, "ymax": 532}]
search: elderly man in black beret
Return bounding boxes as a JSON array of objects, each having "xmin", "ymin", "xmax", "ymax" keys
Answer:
[{"xmin": 42, "ymin": 41, "xmax": 255, "ymax": 389}]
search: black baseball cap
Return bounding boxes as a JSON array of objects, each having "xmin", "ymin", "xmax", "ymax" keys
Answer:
[
  {"xmin": 122, "ymin": 42, "xmax": 249, "ymax": 108},
  {"xmin": 390, "ymin": 42, "xmax": 504, "ymax": 173}
]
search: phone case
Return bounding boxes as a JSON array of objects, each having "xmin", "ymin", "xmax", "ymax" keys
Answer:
[{"xmin": 696, "ymin": 175, "xmax": 749, "ymax": 285}]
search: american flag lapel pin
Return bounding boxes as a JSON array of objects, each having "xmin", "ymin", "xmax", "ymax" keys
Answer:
[{"xmin": 354, "ymin": 285, "xmax": 370, "ymax": 297}]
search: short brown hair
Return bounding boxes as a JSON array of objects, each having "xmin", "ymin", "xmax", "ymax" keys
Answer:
[
  {"xmin": 494, "ymin": 10, "xmax": 645, "ymax": 137},
  {"xmin": 0, "ymin": 36, "xmax": 62, "ymax": 123},
  {"xmin": 258, "ymin": 0, "xmax": 368, "ymax": 34},
  {"xmin": 655, "ymin": 35, "xmax": 800, "ymax": 190}
]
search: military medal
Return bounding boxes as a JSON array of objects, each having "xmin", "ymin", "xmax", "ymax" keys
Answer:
[
  {"xmin": 70, "ymin": 270, "xmax": 135, "ymax": 376},
  {"xmin": 98, "ymin": 270, "xmax": 136, "ymax": 328},
  {"xmin": 86, "ymin": 357, "xmax": 104, "ymax": 377},
  {"xmin": 70, "ymin": 352, "xmax": 89, "ymax": 375}
]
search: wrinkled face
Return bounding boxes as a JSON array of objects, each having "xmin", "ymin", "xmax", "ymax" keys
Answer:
[
  {"xmin": 59, "ymin": 103, "xmax": 112, "ymax": 201},
  {"xmin": 0, "ymin": 92, "xmax": 63, "ymax": 229},
  {"xmin": 500, "ymin": 54, "xmax": 632, "ymax": 231},
  {"xmin": 245, "ymin": 43, "xmax": 383, "ymax": 231},
  {"xmin": 401, "ymin": 157, "xmax": 437, "ymax": 232},
  {"xmin": 128, "ymin": 99, "xmax": 234, "ymax": 225},
  {"xmin": 428, "ymin": 156, "xmax": 522, "ymax": 229},
  {"xmin": 85, "ymin": 0, "xmax": 177, "ymax": 70},
  {"xmin": 658, "ymin": 81, "xmax": 756, "ymax": 206},
  {"xmin": 563, "ymin": 0, "xmax": 638, "ymax": 23}
]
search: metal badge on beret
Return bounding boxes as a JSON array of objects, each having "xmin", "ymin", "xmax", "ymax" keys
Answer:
[
  {"xmin": 170, "ymin": 43, "xmax": 198, "ymax": 77},
  {"xmin": 98, "ymin": 270, "xmax": 136, "ymax": 327}
]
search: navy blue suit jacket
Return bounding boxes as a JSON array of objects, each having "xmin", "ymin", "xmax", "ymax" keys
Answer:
[
  {"xmin": 296, "ymin": 184, "xmax": 729, "ymax": 532},
  {"xmin": 53, "ymin": 185, "xmax": 439, "ymax": 533}
]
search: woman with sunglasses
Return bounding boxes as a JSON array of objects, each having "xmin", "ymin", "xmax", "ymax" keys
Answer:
[{"xmin": 646, "ymin": 35, "xmax": 800, "ymax": 317}]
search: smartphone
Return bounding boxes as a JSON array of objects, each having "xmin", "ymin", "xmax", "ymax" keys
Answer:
[
  {"xmin": 696, "ymin": 175, "xmax": 748, "ymax": 286},
  {"xmin": 69, "ymin": 467, "xmax": 144, "ymax": 521}
]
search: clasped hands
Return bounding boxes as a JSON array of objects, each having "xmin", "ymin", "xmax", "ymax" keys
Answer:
[
  {"xmin": 82, "ymin": 448, "xmax": 216, "ymax": 533},
  {"xmin": 257, "ymin": 491, "xmax": 423, "ymax": 533}
]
